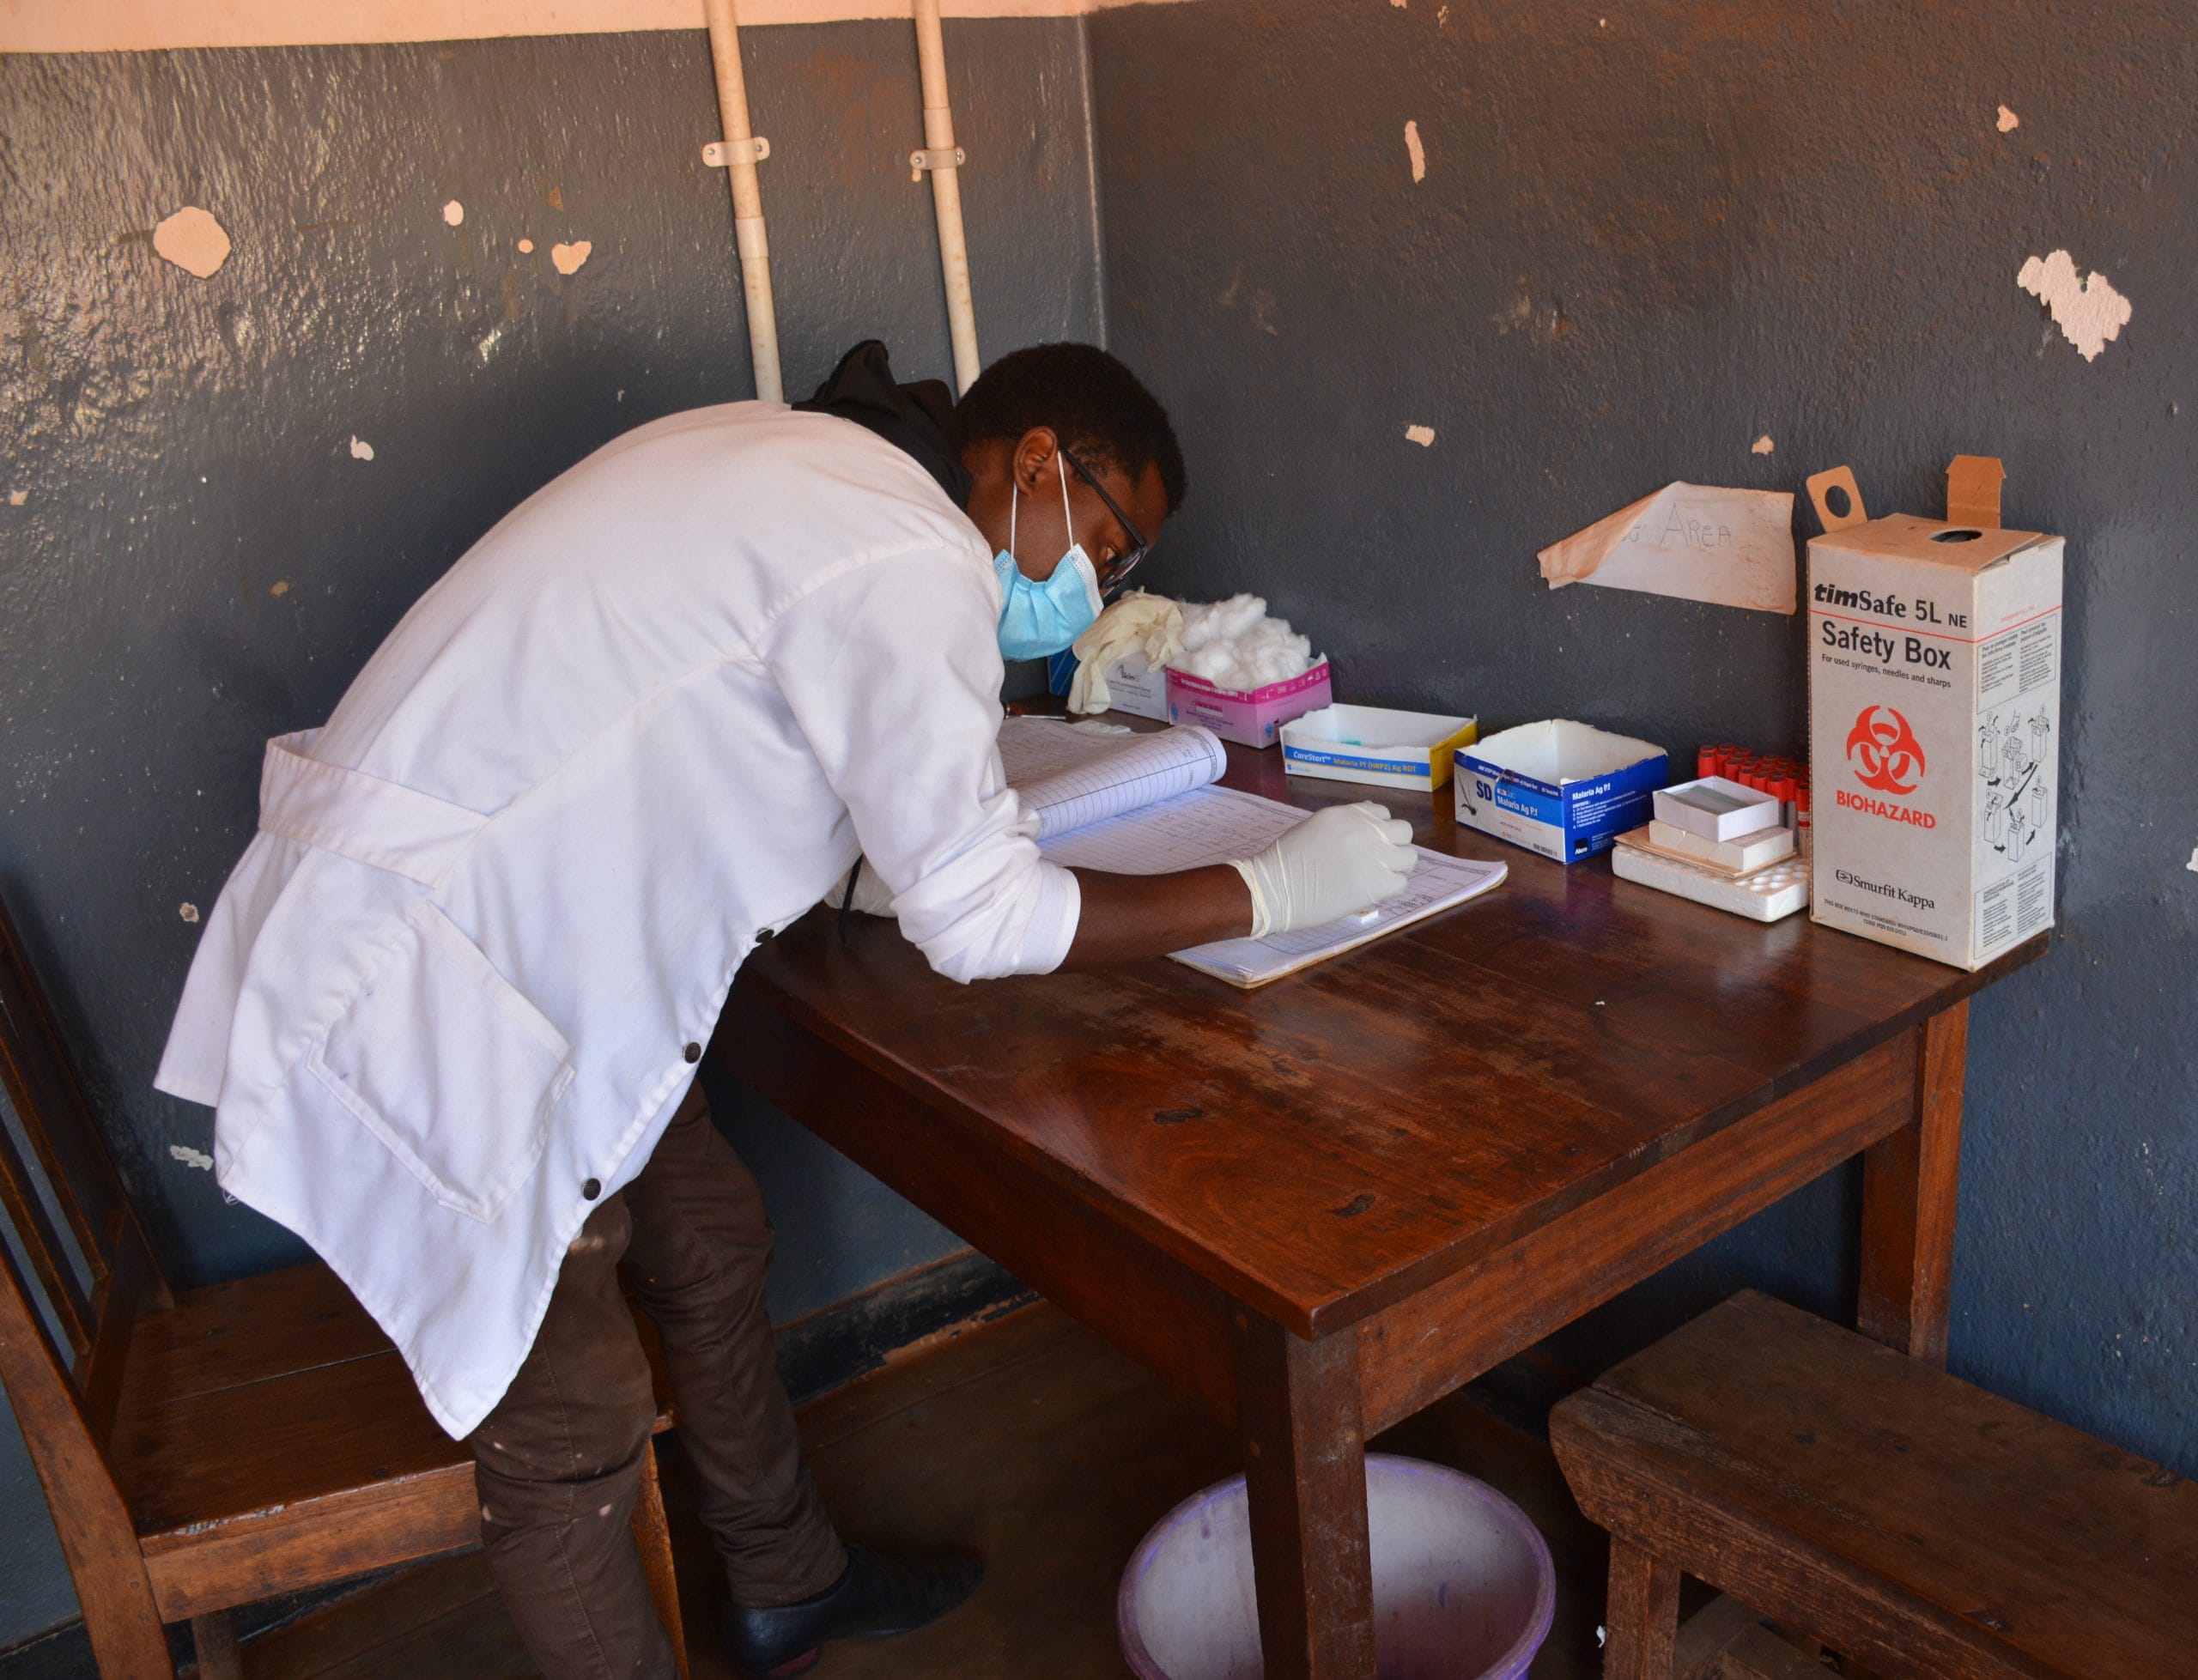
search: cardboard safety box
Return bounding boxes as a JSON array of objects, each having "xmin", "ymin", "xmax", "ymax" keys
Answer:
[{"xmin": 1804, "ymin": 459, "xmax": 2062, "ymax": 970}]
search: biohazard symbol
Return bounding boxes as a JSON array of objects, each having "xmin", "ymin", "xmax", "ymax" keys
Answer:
[{"xmin": 1846, "ymin": 704, "xmax": 1926, "ymax": 795}]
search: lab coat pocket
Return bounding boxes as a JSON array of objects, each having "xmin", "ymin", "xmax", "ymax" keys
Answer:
[{"xmin": 307, "ymin": 900, "xmax": 574, "ymax": 1223}]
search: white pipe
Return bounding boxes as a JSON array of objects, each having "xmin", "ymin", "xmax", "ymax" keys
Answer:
[
  {"xmin": 912, "ymin": 0, "xmax": 981, "ymax": 394},
  {"xmin": 704, "ymin": 0, "xmax": 784, "ymax": 402}
]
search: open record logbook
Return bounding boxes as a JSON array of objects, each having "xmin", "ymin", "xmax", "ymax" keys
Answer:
[{"xmin": 998, "ymin": 714, "xmax": 1505, "ymax": 988}]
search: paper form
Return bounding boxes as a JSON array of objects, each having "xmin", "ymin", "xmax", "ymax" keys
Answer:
[
  {"xmin": 1177, "ymin": 847, "xmax": 1505, "ymax": 986},
  {"xmin": 1035, "ymin": 783, "xmax": 1507, "ymax": 987},
  {"xmin": 998, "ymin": 715, "xmax": 1228, "ymax": 840}
]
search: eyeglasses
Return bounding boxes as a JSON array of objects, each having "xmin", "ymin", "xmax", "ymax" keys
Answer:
[{"xmin": 1058, "ymin": 444, "xmax": 1151, "ymax": 597}]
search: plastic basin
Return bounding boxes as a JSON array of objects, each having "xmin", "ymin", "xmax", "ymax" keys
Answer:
[{"xmin": 1118, "ymin": 1454, "xmax": 1555, "ymax": 1680}]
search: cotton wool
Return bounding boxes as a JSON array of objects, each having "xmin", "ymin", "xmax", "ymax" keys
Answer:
[{"xmin": 1172, "ymin": 594, "xmax": 1316, "ymax": 692}]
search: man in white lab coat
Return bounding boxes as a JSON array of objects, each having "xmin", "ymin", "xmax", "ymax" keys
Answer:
[{"xmin": 155, "ymin": 341, "xmax": 1416, "ymax": 1678}]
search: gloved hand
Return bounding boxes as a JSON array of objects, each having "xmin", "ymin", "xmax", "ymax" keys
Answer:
[
  {"xmin": 1229, "ymin": 803, "xmax": 1419, "ymax": 938},
  {"xmin": 824, "ymin": 858, "xmax": 896, "ymax": 919}
]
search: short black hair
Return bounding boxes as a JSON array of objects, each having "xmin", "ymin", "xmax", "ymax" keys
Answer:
[{"xmin": 955, "ymin": 343, "xmax": 1187, "ymax": 514}]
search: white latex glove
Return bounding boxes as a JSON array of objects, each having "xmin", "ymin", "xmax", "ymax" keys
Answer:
[
  {"xmin": 1228, "ymin": 803, "xmax": 1419, "ymax": 938},
  {"xmin": 823, "ymin": 858, "xmax": 896, "ymax": 919},
  {"xmin": 1068, "ymin": 591, "xmax": 1185, "ymax": 714}
]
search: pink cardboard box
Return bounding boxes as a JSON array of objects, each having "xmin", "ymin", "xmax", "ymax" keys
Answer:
[{"xmin": 1166, "ymin": 660, "xmax": 1334, "ymax": 748}]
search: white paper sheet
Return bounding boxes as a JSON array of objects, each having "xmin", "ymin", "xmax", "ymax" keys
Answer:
[
  {"xmin": 1537, "ymin": 482, "xmax": 1797, "ymax": 615},
  {"xmin": 1035, "ymin": 782, "xmax": 1507, "ymax": 987}
]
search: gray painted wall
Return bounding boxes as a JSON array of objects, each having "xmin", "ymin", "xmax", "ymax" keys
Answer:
[
  {"xmin": 0, "ymin": 20, "xmax": 1097, "ymax": 1646},
  {"xmin": 7, "ymin": 0, "xmax": 2196, "ymax": 1655},
  {"xmin": 1086, "ymin": 0, "xmax": 2195, "ymax": 1456}
]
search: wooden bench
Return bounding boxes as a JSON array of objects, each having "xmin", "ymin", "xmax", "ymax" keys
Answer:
[{"xmin": 1551, "ymin": 1289, "xmax": 2198, "ymax": 1680}]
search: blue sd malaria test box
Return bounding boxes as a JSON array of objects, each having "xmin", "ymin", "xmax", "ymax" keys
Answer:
[{"xmin": 1453, "ymin": 720, "xmax": 1669, "ymax": 864}]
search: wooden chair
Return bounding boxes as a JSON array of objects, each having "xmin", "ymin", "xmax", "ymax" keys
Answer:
[
  {"xmin": 0, "ymin": 896, "xmax": 688, "ymax": 1678},
  {"xmin": 1551, "ymin": 1289, "xmax": 2198, "ymax": 1680}
]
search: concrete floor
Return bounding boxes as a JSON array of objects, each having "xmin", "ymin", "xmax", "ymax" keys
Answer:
[{"xmin": 237, "ymin": 1303, "xmax": 1613, "ymax": 1677}]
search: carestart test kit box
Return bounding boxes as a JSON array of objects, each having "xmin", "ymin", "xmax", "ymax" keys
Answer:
[
  {"xmin": 1280, "ymin": 703, "xmax": 1478, "ymax": 794},
  {"xmin": 1805, "ymin": 459, "xmax": 2062, "ymax": 970}
]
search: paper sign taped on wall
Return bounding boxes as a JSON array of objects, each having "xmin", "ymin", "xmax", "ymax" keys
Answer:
[{"xmin": 1538, "ymin": 482, "xmax": 1797, "ymax": 615}]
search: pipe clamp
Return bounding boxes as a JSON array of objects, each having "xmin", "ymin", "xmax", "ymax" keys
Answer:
[
  {"xmin": 909, "ymin": 145, "xmax": 967, "ymax": 181},
  {"xmin": 703, "ymin": 136, "xmax": 771, "ymax": 167}
]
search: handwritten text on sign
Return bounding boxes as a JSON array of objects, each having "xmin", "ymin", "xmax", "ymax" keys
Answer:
[{"xmin": 1538, "ymin": 482, "xmax": 1797, "ymax": 615}]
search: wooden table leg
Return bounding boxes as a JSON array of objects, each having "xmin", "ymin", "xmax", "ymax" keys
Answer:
[
  {"xmin": 1857, "ymin": 999, "xmax": 1969, "ymax": 1364},
  {"xmin": 1602, "ymin": 1537, "xmax": 1679, "ymax": 1680},
  {"xmin": 191, "ymin": 1610, "xmax": 242, "ymax": 1680},
  {"xmin": 1231, "ymin": 1307, "xmax": 1375, "ymax": 1680}
]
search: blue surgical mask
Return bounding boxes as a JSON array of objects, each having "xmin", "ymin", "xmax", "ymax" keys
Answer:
[{"xmin": 992, "ymin": 454, "xmax": 1102, "ymax": 661}]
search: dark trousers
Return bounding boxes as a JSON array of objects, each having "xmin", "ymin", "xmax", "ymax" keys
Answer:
[{"xmin": 468, "ymin": 1083, "xmax": 847, "ymax": 1680}]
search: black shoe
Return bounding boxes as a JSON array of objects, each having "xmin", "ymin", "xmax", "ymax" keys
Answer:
[{"xmin": 724, "ymin": 1544, "xmax": 985, "ymax": 1677}]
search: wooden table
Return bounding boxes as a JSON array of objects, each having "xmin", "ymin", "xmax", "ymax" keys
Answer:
[{"xmin": 716, "ymin": 735, "xmax": 2047, "ymax": 1680}]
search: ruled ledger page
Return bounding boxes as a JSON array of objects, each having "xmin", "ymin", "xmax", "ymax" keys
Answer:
[
  {"xmin": 996, "ymin": 717, "xmax": 1506, "ymax": 988},
  {"xmin": 998, "ymin": 715, "xmax": 1229, "ymax": 839}
]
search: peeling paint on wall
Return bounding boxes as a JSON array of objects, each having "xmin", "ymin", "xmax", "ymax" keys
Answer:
[
  {"xmin": 443, "ymin": 198, "xmax": 464, "ymax": 225},
  {"xmin": 8, "ymin": 490, "xmax": 26, "ymax": 506},
  {"xmin": 518, "ymin": 236, "xmax": 535, "ymax": 252},
  {"xmin": 1997, "ymin": 104, "xmax": 2020, "ymax": 132},
  {"xmin": 0, "ymin": 29, "xmax": 1108, "ymax": 1646},
  {"xmin": 349, "ymin": 434, "xmax": 376, "ymax": 460},
  {"xmin": 152, "ymin": 206, "xmax": 231, "ymax": 277},
  {"xmin": 1087, "ymin": 0, "xmax": 2198, "ymax": 1574},
  {"xmin": 1404, "ymin": 118, "xmax": 1425, "ymax": 183},
  {"xmin": 1405, "ymin": 423, "xmax": 1435, "ymax": 446},
  {"xmin": 2019, "ymin": 250, "xmax": 2133, "ymax": 361},
  {"xmin": 270, "ymin": 579, "xmax": 290, "ymax": 597},
  {"xmin": 1752, "ymin": 435, "xmax": 1774, "ymax": 455},
  {"xmin": 551, "ymin": 239, "xmax": 592, "ymax": 275}
]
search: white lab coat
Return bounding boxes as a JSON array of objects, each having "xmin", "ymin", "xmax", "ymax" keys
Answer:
[{"xmin": 155, "ymin": 403, "xmax": 1080, "ymax": 1438}]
